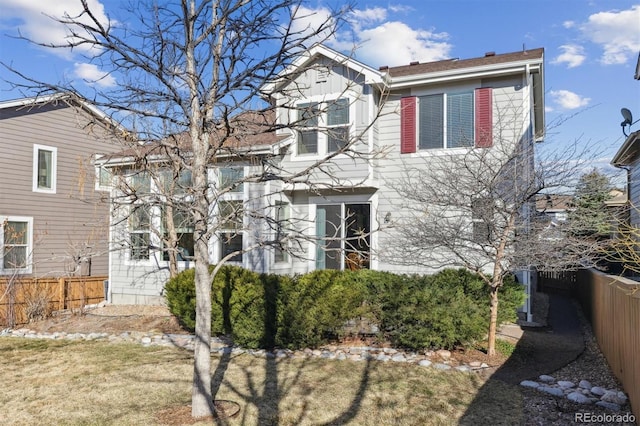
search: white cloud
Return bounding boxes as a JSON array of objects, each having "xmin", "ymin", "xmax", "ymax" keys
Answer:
[
  {"xmin": 549, "ymin": 90, "xmax": 591, "ymax": 110},
  {"xmin": 580, "ymin": 5, "xmax": 640, "ymax": 65},
  {"xmin": 0, "ymin": 0, "xmax": 111, "ymax": 59},
  {"xmin": 552, "ymin": 44, "xmax": 586, "ymax": 68},
  {"xmin": 563, "ymin": 20, "xmax": 576, "ymax": 29},
  {"xmin": 292, "ymin": 6, "xmax": 452, "ymax": 68},
  {"xmin": 353, "ymin": 21, "xmax": 451, "ymax": 66},
  {"xmin": 73, "ymin": 63, "xmax": 115, "ymax": 87},
  {"xmin": 290, "ymin": 6, "xmax": 337, "ymax": 48}
]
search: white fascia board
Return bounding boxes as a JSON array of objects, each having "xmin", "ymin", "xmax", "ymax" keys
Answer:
[
  {"xmin": 389, "ymin": 62, "xmax": 542, "ymax": 90},
  {"xmin": 612, "ymin": 131, "xmax": 640, "ymax": 167}
]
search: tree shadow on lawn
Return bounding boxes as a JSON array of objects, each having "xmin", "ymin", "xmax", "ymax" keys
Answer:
[
  {"xmin": 459, "ymin": 294, "xmax": 584, "ymax": 425},
  {"xmin": 206, "ymin": 272, "xmax": 373, "ymax": 425}
]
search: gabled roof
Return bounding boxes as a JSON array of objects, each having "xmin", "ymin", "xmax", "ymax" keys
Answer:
[
  {"xmin": 0, "ymin": 93, "xmax": 124, "ymax": 132},
  {"xmin": 261, "ymin": 44, "xmax": 386, "ymax": 95}
]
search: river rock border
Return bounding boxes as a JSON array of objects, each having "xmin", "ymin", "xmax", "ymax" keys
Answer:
[
  {"xmin": 1, "ymin": 328, "xmax": 491, "ymax": 373},
  {"xmin": 520, "ymin": 375, "xmax": 629, "ymax": 412}
]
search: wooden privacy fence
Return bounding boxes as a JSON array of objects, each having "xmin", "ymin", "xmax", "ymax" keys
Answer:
[
  {"xmin": 0, "ymin": 276, "xmax": 107, "ymax": 328},
  {"xmin": 574, "ymin": 269, "xmax": 640, "ymax": 421},
  {"xmin": 537, "ymin": 270, "xmax": 578, "ymax": 295}
]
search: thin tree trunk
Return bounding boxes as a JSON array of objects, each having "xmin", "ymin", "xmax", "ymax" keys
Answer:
[{"xmin": 487, "ymin": 285, "xmax": 499, "ymax": 356}]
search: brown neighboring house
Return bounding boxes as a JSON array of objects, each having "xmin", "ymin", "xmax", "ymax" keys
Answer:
[{"xmin": 0, "ymin": 94, "xmax": 121, "ymax": 279}]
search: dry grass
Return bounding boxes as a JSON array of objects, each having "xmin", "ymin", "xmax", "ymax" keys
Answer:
[{"xmin": 0, "ymin": 337, "xmax": 522, "ymax": 425}]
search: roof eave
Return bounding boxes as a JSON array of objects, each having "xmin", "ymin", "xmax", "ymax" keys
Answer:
[
  {"xmin": 388, "ymin": 61, "xmax": 542, "ymax": 89},
  {"xmin": 612, "ymin": 131, "xmax": 640, "ymax": 167}
]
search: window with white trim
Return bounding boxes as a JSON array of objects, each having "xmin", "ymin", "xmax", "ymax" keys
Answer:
[
  {"xmin": 219, "ymin": 200, "xmax": 243, "ymax": 263},
  {"xmin": 1, "ymin": 217, "xmax": 33, "ymax": 274},
  {"xmin": 162, "ymin": 204, "xmax": 195, "ymax": 261},
  {"xmin": 219, "ymin": 167, "xmax": 244, "ymax": 193},
  {"xmin": 316, "ymin": 203, "xmax": 370, "ymax": 270},
  {"xmin": 296, "ymin": 98, "xmax": 350, "ymax": 155},
  {"xmin": 401, "ymin": 88, "xmax": 493, "ymax": 153},
  {"xmin": 33, "ymin": 144, "xmax": 57, "ymax": 193},
  {"xmin": 129, "ymin": 205, "xmax": 151, "ymax": 261}
]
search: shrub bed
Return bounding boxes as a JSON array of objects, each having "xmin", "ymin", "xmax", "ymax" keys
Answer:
[{"xmin": 164, "ymin": 265, "xmax": 525, "ymax": 351}]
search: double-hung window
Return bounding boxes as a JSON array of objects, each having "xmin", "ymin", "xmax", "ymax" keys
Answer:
[
  {"xmin": 162, "ymin": 204, "xmax": 195, "ymax": 261},
  {"xmin": 33, "ymin": 144, "xmax": 57, "ymax": 193},
  {"xmin": 401, "ymin": 88, "xmax": 493, "ymax": 153},
  {"xmin": 1, "ymin": 217, "xmax": 33, "ymax": 273},
  {"xmin": 129, "ymin": 205, "xmax": 151, "ymax": 261},
  {"xmin": 296, "ymin": 98, "xmax": 350, "ymax": 155},
  {"xmin": 297, "ymin": 102, "xmax": 319, "ymax": 155},
  {"xmin": 219, "ymin": 200, "xmax": 243, "ymax": 263},
  {"xmin": 127, "ymin": 172, "xmax": 151, "ymax": 261}
]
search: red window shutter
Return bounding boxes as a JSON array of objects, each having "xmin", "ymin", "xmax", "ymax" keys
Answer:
[
  {"xmin": 475, "ymin": 88, "xmax": 493, "ymax": 148},
  {"xmin": 401, "ymin": 97, "xmax": 417, "ymax": 154}
]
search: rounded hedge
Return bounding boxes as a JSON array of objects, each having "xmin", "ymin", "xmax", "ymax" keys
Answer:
[{"xmin": 164, "ymin": 266, "xmax": 526, "ymax": 351}]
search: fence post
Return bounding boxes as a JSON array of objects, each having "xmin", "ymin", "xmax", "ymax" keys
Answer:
[{"xmin": 58, "ymin": 278, "xmax": 65, "ymax": 311}]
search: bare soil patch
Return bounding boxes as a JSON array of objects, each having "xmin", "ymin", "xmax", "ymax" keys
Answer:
[{"xmin": 25, "ymin": 304, "xmax": 188, "ymax": 335}]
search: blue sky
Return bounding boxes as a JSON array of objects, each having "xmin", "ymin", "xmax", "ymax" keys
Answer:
[{"xmin": 0, "ymin": 0, "xmax": 638, "ymax": 182}]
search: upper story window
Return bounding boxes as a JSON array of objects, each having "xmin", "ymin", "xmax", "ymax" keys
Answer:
[
  {"xmin": 401, "ymin": 88, "xmax": 493, "ymax": 153},
  {"xmin": 32, "ymin": 144, "xmax": 57, "ymax": 193},
  {"xmin": 296, "ymin": 98, "xmax": 351, "ymax": 156},
  {"xmin": 1, "ymin": 217, "xmax": 33, "ymax": 274}
]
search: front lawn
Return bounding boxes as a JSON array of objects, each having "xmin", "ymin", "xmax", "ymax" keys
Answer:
[{"xmin": 0, "ymin": 337, "xmax": 522, "ymax": 425}]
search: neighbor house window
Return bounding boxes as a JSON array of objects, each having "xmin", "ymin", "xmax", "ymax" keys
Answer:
[
  {"xmin": 401, "ymin": 88, "xmax": 493, "ymax": 153},
  {"xmin": 95, "ymin": 165, "xmax": 112, "ymax": 191},
  {"xmin": 1, "ymin": 217, "xmax": 33, "ymax": 273},
  {"xmin": 219, "ymin": 200, "xmax": 243, "ymax": 263},
  {"xmin": 316, "ymin": 203, "xmax": 370, "ymax": 270},
  {"xmin": 32, "ymin": 144, "xmax": 57, "ymax": 193},
  {"xmin": 296, "ymin": 98, "xmax": 351, "ymax": 155},
  {"xmin": 129, "ymin": 205, "xmax": 151, "ymax": 261}
]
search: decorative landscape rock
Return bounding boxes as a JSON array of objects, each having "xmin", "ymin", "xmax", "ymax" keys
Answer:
[
  {"xmin": 0, "ymin": 328, "xmax": 494, "ymax": 374},
  {"xmin": 518, "ymin": 375, "xmax": 629, "ymax": 413}
]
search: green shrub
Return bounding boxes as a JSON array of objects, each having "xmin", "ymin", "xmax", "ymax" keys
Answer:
[
  {"xmin": 165, "ymin": 265, "xmax": 278, "ymax": 349},
  {"xmin": 277, "ymin": 270, "xmax": 368, "ymax": 348},
  {"xmin": 165, "ymin": 265, "xmax": 526, "ymax": 352}
]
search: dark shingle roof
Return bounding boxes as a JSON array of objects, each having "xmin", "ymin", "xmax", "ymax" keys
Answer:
[{"xmin": 386, "ymin": 48, "xmax": 544, "ymax": 78}]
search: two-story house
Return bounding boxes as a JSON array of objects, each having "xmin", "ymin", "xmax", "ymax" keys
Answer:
[
  {"xmin": 0, "ymin": 95, "xmax": 119, "ymax": 281},
  {"xmin": 102, "ymin": 44, "xmax": 545, "ymax": 316}
]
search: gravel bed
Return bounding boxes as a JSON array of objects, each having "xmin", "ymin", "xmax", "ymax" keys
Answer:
[{"xmin": 520, "ymin": 301, "xmax": 636, "ymax": 425}]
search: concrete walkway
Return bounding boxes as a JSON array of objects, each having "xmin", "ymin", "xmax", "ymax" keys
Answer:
[{"xmin": 491, "ymin": 293, "xmax": 585, "ymax": 385}]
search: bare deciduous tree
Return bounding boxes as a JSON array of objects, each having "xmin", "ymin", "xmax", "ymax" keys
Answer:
[
  {"xmin": 2, "ymin": 0, "xmax": 391, "ymax": 418},
  {"xmin": 384, "ymin": 109, "xmax": 604, "ymax": 356}
]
